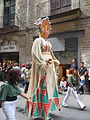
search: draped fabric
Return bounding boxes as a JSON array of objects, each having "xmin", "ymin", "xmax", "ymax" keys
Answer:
[{"xmin": 27, "ymin": 37, "xmax": 60, "ymax": 119}]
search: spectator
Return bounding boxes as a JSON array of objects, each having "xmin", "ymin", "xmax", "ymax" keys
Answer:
[
  {"xmin": 7, "ymin": 62, "xmax": 14, "ymax": 74},
  {"xmin": 0, "ymin": 69, "xmax": 29, "ymax": 120},
  {"xmin": 59, "ymin": 77, "xmax": 67, "ymax": 92},
  {"xmin": 70, "ymin": 58, "xmax": 78, "ymax": 70},
  {"xmin": 2, "ymin": 62, "xmax": 7, "ymax": 81},
  {"xmin": 78, "ymin": 62, "xmax": 88, "ymax": 94},
  {"xmin": 0, "ymin": 67, "xmax": 3, "ymax": 81},
  {"xmin": 13, "ymin": 63, "xmax": 20, "ymax": 71},
  {"xmin": 62, "ymin": 68, "xmax": 86, "ymax": 110},
  {"xmin": 24, "ymin": 63, "xmax": 32, "ymax": 93},
  {"xmin": 21, "ymin": 64, "xmax": 26, "ymax": 87}
]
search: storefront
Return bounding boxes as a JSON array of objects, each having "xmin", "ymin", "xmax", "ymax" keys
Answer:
[
  {"xmin": 48, "ymin": 30, "xmax": 84, "ymax": 77},
  {"xmin": 0, "ymin": 38, "xmax": 19, "ymax": 64},
  {"xmin": 0, "ymin": 52, "xmax": 19, "ymax": 64}
]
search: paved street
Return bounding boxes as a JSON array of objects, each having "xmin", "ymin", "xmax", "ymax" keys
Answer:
[{"xmin": 0, "ymin": 82, "xmax": 90, "ymax": 120}]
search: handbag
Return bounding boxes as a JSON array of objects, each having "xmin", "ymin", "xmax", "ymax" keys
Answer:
[
  {"xmin": 80, "ymin": 75, "xmax": 85, "ymax": 81},
  {"xmin": 80, "ymin": 75, "xmax": 86, "ymax": 85}
]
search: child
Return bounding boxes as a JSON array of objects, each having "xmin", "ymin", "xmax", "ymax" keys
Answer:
[
  {"xmin": 60, "ymin": 77, "xmax": 67, "ymax": 92},
  {"xmin": 0, "ymin": 69, "xmax": 29, "ymax": 120}
]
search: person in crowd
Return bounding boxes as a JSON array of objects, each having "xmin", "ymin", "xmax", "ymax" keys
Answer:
[
  {"xmin": 27, "ymin": 17, "xmax": 60, "ymax": 120},
  {"xmin": 78, "ymin": 62, "xmax": 88, "ymax": 95},
  {"xmin": 7, "ymin": 62, "xmax": 14, "ymax": 74},
  {"xmin": 70, "ymin": 58, "xmax": 78, "ymax": 70},
  {"xmin": 13, "ymin": 63, "xmax": 20, "ymax": 71},
  {"xmin": 0, "ymin": 66, "xmax": 3, "ymax": 81},
  {"xmin": 21, "ymin": 64, "xmax": 26, "ymax": 87},
  {"xmin": 24, "ymin": 63, "xmax": 32, "ymax": 93},
  {"xmin": 0, "ymin": 69, "xmax": 29, "ymax": 120},
  {"xmin": 2, "ymin": 62, "xmax": 7, "ymax": 81},
  {"xmin": 59, "ymin": 77, "xmax": 67, "ymax": 92},
  {"xmin": 62, "ymin": 68, "xmax": 86, "ymax": 110}
]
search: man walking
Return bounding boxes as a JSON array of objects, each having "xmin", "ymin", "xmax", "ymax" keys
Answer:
[{"xmin": 78, "ymin": 62, "xmax": 88, "ymax": 94}]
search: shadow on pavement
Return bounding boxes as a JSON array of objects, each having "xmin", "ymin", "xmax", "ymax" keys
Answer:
[
  {"xmin": 63, "ymin": 105, "xmax": 87, "ymax": 112},
  {"xmin": 16, "ymin": 106, "xmax": 25, "ymax": 113}
]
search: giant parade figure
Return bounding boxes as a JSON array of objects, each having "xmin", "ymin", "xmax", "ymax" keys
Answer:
[{"xmin": 27, "ymin": 17, "xmax": 60, "ymax": 120}]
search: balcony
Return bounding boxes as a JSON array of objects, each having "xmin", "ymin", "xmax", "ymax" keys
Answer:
[
  {"xmin": 36, "ymin": 0, "xmax": 80, "ymax": 19},
  {"xmin": 0, "ymin": 13, "xmax": 19, "ymax": 34}
]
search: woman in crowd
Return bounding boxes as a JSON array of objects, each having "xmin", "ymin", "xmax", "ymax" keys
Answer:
[
  {"xmin": 62, "ymin": 68, "xmax": 86, "ymax": 110},
  {"xmin": 0, "ymin": 69, "xmax": 29, "ymax": 120}
]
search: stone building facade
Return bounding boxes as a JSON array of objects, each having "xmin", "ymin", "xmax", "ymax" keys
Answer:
[
  {"xmin": 32, "ymin": 0, "xmax": 90, "ymax": 69},
  {"xmin": 0, "ymin": 0, "xmax": 35, "ymax": 65},
  {"xmin": 0, "ymin": 0, "xmax": 90, "ymax": 71}
]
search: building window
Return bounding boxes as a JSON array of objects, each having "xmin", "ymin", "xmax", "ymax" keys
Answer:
[
  {"xmin": 3, "ymin": 0, "xmax": 15, "ymax": 27},
  {"xmin": 61, "ymin": 0, "xmax": 71, "ymax": 7},
  {"xmin": 50, "ymin": 0, "xmax": 71, "ymax": 15},
  {"xmin": 51, "ymin": 0, "xmax": 61, "ymax": 11}
]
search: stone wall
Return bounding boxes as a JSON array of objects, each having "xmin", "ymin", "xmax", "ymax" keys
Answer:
[{"xmin": 16, "ymin": 0, "xmax": 27, "ymax": 30}]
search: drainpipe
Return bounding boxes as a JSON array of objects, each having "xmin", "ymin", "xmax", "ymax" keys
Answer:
[
  {"xmin": 79, "ymin": 0, "xmax": 80, "ymax": 8},
  {"xmin": 26, "ymin": 0, "xmax": 29, "ymax": 28}
]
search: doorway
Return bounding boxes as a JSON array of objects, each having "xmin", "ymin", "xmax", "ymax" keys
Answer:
[{"xmin": 0, "ymin": 52, "xmax": 19, "ymax": 64}]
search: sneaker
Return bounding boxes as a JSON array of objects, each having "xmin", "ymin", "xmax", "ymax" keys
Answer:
[
  {"xmin": 62, "ymin": 104, "xmax": 68, "ymax": 108},
  {"xmin": 81, "ymin": 106, "xmax": 86, "ymax": 110}
]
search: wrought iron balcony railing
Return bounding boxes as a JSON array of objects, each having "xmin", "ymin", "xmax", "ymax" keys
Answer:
[
  {"xmin": 0, "ymin": 13, "xmax": 25, "ymax": 31},
  {"xmin": 3, "ymin": 13, "xmax": 15, "ymax": 27},
  {"xmin": 0, "ymin": 13, "xmax": 15, "ymax": 28}
]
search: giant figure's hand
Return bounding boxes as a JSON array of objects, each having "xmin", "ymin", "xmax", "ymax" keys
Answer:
[
  {"xmin": 53, "ymin": 59, "xmax": 60, "ymax": 65},
  {"xmin": 41, "ymin": 62, "xmax": 49, "ymax": 70}
]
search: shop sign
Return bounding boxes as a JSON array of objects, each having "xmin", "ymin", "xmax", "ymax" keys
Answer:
[{"xmin": 0, "ymin": 45, "xmax": 18, "ymax": 52}]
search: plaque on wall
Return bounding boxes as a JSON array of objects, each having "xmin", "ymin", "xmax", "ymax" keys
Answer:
[
  {"xmin": 0, "ymin": 38, "xmax": 18, "ymax": 53},
  {"xmin": 0, "ymin": 45, "xmax": 18, "ymax": 52}
]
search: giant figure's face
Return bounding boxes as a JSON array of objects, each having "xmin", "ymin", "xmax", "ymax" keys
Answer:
[{"xmin": 40, "ymin": 31, "xmax": 49, "ymax": 39}]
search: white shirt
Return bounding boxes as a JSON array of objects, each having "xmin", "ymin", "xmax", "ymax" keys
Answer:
[
  {"xmin": 60, "ymin": 81, "xmax": 67, "ymax": 88},
  {"xmin": 21, "ymin": 67, "xmax": 26, "ymax": 79}
]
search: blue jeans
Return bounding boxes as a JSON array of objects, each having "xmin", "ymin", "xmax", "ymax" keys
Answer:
[{"xmin": 78, "ymin": 79, "xmax": 86, "ymax": 94}]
